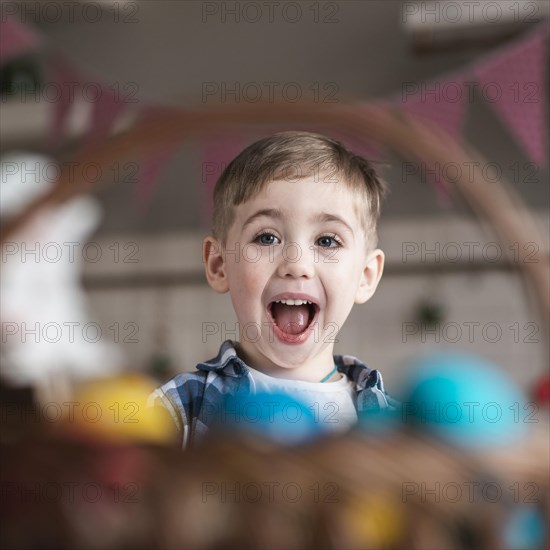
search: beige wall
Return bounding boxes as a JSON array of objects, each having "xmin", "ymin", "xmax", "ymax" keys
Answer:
[{"xmin": 83, "ymin": 215, "xmax": 549, "ymax": 394}]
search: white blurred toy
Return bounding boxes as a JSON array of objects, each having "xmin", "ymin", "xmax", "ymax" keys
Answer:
[{"xmin": 1, "ymin": 153, "xmax": 124, "ymax": 401}]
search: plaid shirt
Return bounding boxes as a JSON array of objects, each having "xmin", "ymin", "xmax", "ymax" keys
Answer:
[{"xmin": 149, "ymin": 340, "xmax": 398, "ymax": 448}]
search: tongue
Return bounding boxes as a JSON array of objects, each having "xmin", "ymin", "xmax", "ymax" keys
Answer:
[{"xmin": 271, "ymin": 303, "xmax": 310, "ymax": 334}]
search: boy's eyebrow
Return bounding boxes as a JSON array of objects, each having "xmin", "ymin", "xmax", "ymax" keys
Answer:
[
  {"xmin": 242, "ymin": 209, "xmax": 354, "ymax": 234},
  {"xmin": 242, "ymin": 208, "xmax": 284, "ymax": 229},
  {"xmin": 311, "ymin": 212, "xmax": 354, "ymax": 234}
]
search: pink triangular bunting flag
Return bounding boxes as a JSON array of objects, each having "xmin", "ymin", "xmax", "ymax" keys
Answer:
[
  {"xmin": 400, "ymin": 74, "xmax": 468, "ymax": 143},
  {"xmin": 47, "ymin": 57, "xmax": 81, "ymax": 150},
  {"xmin": 331, "ymin": 131, "xmax": 384, "ymax": 163},
  {"xmin": 135, "ymin": 145, "xmax": 180, "ymax": 211},
  {"xmin": 83, "ymin": 83, "xmax": 127, "ymax": 149},
  {"xmin": 473, "ymin": 24, "xmax": 549, "ymax": 167},
  {"xmin": 399, "ymin": 80, "xmax": 466, "ymax": 203},
  {"xmin": 0, "ymin": 16, "xmax": 41, "ymax": 64},
  {"xmin": 134, "ymin": 105, "xmax": 182, "ymax": 210},
  {"xmin": 200, "ymin": 135, "xmax": 249, "ymax": 230}
]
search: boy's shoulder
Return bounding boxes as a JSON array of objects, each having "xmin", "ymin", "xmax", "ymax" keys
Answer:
[
  {"xmin": 149, "ymin": 341, "xmax": 398, "ymax": 447},
  {"xmin": 152, "ymin": 340, "xmax": 396, "ymax": 412},
  {"xmin": 153, "ymin": 340, "xmax": 251, "ymax": 401},
  {"xmin": 156, "ymin": 340, "xmax": 382, "ymax": 388},
  {"xmin": 334, "ymin": 350, "xmax": 398, "ymax": 412},
  {"xmin": 147, "ymin": 341, "xmax": 251, "ymax": 435}
]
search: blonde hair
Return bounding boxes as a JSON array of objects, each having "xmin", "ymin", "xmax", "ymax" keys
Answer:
[{"xmin": 211, "ymin": 131, "xmax": 387, "ymax": 248}]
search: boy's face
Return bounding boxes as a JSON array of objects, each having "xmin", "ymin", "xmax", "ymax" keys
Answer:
[{"xmin": 204, "ymin": 176, "xmax": 384, "ymax": 380}]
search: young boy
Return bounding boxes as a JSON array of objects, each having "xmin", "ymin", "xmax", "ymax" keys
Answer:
[{"xmin": 150, "ymin": 131, "xmax": 397, "ymax": 448}]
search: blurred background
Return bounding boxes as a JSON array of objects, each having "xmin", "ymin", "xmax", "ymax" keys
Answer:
[
  {"xmin": 1, "ymin": 0, "xmax": 549, "ymax": 394},
  {"xmin": 2, "ymin": 3, "xmax": 550, "ymax": 549}
]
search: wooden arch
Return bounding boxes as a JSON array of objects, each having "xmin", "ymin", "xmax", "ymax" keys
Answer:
[{"xmin": 3, "ymin": 101, "xmax": 548, "ymax": 339}]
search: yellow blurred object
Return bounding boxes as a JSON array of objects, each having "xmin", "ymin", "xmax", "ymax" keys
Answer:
[
  {"xmin": 346, "ymin": 492, "xmax": 403, "ymax": 547},
  {"xmin": 64, "ymin": 374, "xmax": 176, "ymax": 445}
]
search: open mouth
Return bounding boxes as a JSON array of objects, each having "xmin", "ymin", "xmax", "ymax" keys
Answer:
[{"xmin": 268, "ymin": 299, "xmax": 319, "ymax": 338}]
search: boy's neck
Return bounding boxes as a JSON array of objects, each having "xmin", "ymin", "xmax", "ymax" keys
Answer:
[{"xmin": 234, "ymin": 340, "xmax": 337, "ymax": 382}]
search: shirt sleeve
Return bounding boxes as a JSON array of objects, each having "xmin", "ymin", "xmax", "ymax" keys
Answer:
[{"xmin": 147, "ymin": 387, "xmax": 189, "ymax": 448}]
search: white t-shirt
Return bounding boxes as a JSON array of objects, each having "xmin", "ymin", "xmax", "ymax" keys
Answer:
[{"xmin": 246, "ymin": 365, "xmax": 358, "ymax": 434}]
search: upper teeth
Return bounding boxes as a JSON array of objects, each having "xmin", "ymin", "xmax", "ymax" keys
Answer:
[{"xmin": 274, "ymin": 299, "xmax": 312, "ymax": 306}]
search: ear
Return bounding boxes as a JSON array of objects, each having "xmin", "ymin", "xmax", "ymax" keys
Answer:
[
  {"xmin": 203, "ymin": 236, "xmax": 229, "ymax": 293},
  {"xmin": 355, "ymin": 248, "xmax": 384, "ymax": 304}
]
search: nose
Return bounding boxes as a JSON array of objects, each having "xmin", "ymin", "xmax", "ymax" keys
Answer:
[{"xmin": 276, "ymin": 241, "xmax": 315, "ymax": 279}]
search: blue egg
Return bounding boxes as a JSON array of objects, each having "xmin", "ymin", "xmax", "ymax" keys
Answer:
[
  {"xmin": 357, "ymin": 406, "xmax": 402, "ymax": 437},
  {"xmin": 503, "ymin": 505, "xmax": 546, "ymax": 550},
  {"xmin": 401, "ymin": 352, "xmax": 528, "ymax": 449},
  {"xmin": 218, "ymin": 391, "xmax": 322, "ymax": 445}
]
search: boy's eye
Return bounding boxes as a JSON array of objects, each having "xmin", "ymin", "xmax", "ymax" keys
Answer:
[
  {"xmin": 317, "ymin": 235, "xmax": 342, "ymax": 248},
  {"xmin": 254, "ymin": 233, "xmax": 280, "ymax": 246}
]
